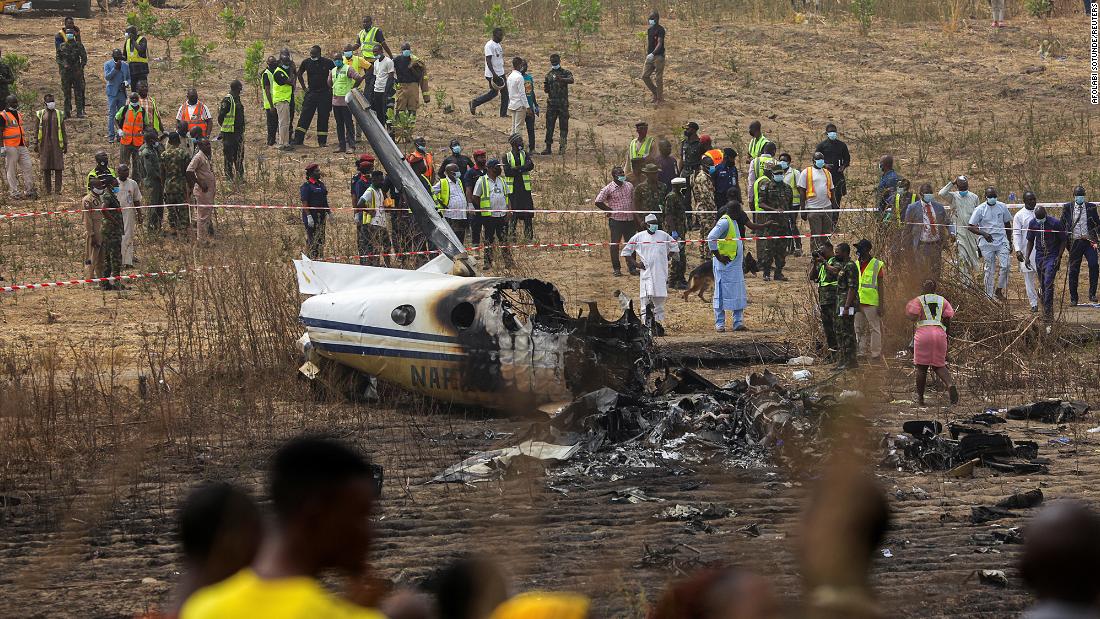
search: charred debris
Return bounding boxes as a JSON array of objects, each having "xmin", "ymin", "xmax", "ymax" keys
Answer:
[{"xmin": 432, "ymin": 368, "xmax": 846, "ymax": 484}]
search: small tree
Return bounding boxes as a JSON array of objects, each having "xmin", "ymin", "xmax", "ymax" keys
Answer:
[
  {"xmin": 243, "ymin": 41, "xmax": 265, "ymax": 87},
  {"xmin": 482, "ymin": 3, "xmax": 515, "ymax": 37},
  {"xmin": 218, "ymin": 6, "xmax": 246, "ymax": 41},
  {"xmin": 1025, "ymin": 0, "xmax": 1053, "ymax": 17},
  {"xmin": 429, "ymin": 20, "xmax": 446, "ymax": 58},
  {"xmin": 126, "ymin": 0, "xmax": 159, "ymax": 34},
  {"xmin": 560, "ymin": 0, "xmax": 601, "ymax": 51},
  {"xmin": 850, "ymin": 0, "xmax": 875, "ymax": 35},
  {"xmin": 179, "ymin": 35, "xmax": 216, "ymax": 84},
  {"xmin": 0, "ymin": 52, "xmax": 32, "ymax": 106},
  {"xmin": 152, "ymin": 17, "xmax": 182, "ymax": 64}
]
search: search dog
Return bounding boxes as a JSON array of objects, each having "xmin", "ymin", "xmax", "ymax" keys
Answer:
[{"xmin": 682, "ymin": 252, "xmax": 758, "ymax": 301}]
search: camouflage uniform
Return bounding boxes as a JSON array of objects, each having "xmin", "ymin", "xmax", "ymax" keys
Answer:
[
  {"xmin": 161, "ymin": 144, "xmax": 191, "ymax": 231},
  {"xmin": 680, "ymin": 137, "xmax": 703, "ymax": 175},
  {"xmin": 101, "ymin": 191, "xmax": 124, "ymax": 285},
  {"xmin": 543, "ymin": 66, "xmax": 572, "ymax": 153},
  {"xmin": 814, "ymin": 256, "xmax": 839, "ymax": 352},
  {"xmin": 663, "ymin": 187, "xmax": 689, "ymax": 288},
  {"xmin": 758, "ymin": 177, "xmax": 792, "ymax": 278},
  {"xmin": 834, "ymin": 259, "xmax": 860, "ymax": 368},
  {"xmin": 634, "ymin": 180, "xmax": 663, "ymax": 218},
  {"xmin": 56, "ymin": 38, "xmax": 87, "ymax": 117},
  {"xmin": 139, "ymin": 143, "xmax": 164, "ymax": 232},
  {"xmin": 690, "ymin": 169, "xmax": 714, "ymax": 259}
]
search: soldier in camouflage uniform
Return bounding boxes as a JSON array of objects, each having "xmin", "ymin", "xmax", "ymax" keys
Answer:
[
  {"xmin": 833, "ymin": 242, "xmax": 860, "ymax": 370},
  {"xmin": 663, "ymin": 176, "xmax": 689, "ymax": 289},
  {"xmin": 99, "ymin": 175, "xmax": 125, "ymax": 290},
  {"xmin": 56, "ymin": 32, "xmax": 87, "ymax": 117},
  {"xmin": 541, "ymin": 53, "xmax": 573, "ymax": 155},
  {"xmin": 139, "ymin": 130, "xmax": 164, "ymax": 233},
  {"xmin": 161, "ymin": 133, "xmax": 191, "ymax": 234},
  {"xmin": 755, "ymin": 161, "xmax": 793, "ymax": 281},
  {"xmin": 634, "ymin": 163, "xmax": 664, "ymax": 218}
]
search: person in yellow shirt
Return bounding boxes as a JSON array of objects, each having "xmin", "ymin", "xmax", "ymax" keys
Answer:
[{"xmin": 181, "ymin": 437, "xmax": 386, "ymax": 619}]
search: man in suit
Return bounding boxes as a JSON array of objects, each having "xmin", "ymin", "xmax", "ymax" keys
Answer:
[
  {"xmin": 901, "ymin": 182, "xmax": 948, "ymax": 287},
  {"xmin": 1061, "ymin": 185, "xmax": 1100, "ymax": 305}
]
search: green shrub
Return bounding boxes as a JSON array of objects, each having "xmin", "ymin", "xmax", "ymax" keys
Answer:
[
  {"xmin": 179, "ymin": 35, "xmax": 217, "ymax": 84},
  {"xmin": 218, "ymin": 6, "xmax": 246, "ymax": 41},
  {"xmin": 560, "ymin": 0, "xmax": 601, "ymax": 50},
  {"xmin": 244, "ymin": 41, "xmax": 265, "ymax": 87},
  {"xmin": 483, "ymin": 3, "xmax": 515, "ymax": 36}
]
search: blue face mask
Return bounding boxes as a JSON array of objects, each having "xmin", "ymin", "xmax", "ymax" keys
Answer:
[
  {"xmin": 986, "ymin": 197, "xmax": 997, "ymax": 206},
  {"xmin": 647, "ymin": 224, "xmax": 658, "ymax": 233},
  {"xmin": 708, "ymin": 166, "xmax": 716, "ymax": 175},
  {"xmin": 343, "ymin": 51, "xmax": 353, "ymax": 59},
  {"xmin": 335, "ymin": 59, "xmax": 343, "ymax": 67},
  {"xmin": 778, "ymin": 161, "xmax": 789, "ymax": 170},
  {"xmin": 402, "ymin": 49, "xmax": 412, "ymax": 57},
  {"xmin": 814, "ymin": 159, "xmax": 825, "ymax": 169},
  {"xmin": 827, "ymin": 131, "xmax": 838, "ymax": 140},
  {"xmin": 923, "ymin": 193, "xmax": 935, "ymax": 203},
  {"xmin": 648, "ymin": 19, "xmax": 655, "ymax": 26},
  {"xmin": 111, "ymin": 186, "xmax": 119, "ymax": 194},
  {"xmin": 958, "ymin": 190, "xmax": 968, "ymax": 197},
  {"xmin": 416, "ymin": 144, "xmax": 425, "ymax": 152},
  {"xmin": 66, "ymin": 33, "xmax": 75, "ymax": 40},
  {"xmin": 551, "ymin": 64, "xmax": 560, "ymax": 70},
  {"xmin": 452, "ymin": 145, "xmax": 461, "ymax": 154},
  {"xmin": 1076, "ymin": 195, "xmax": 1086, "ymax": 205},
  {"xmin": 616, "ymin": 175, "xmax": 627, "ymax": 183},
  {"xmin": 773, "ymin": 174, "xmax": 785, "ymax": 182}
]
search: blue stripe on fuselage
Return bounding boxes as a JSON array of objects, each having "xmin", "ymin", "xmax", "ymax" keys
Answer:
[
  {"xmin": 314, "ymin": 341, "xmax": 467, "ymax": 362},
  {"xmin": 301, "ymin": 316, "xmax": 458, "ymax": 344}
]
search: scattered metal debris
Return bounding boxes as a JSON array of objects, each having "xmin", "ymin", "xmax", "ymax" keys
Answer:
[
  {"xmin": 883, "ymin": 412, "xmax": 1052, "ymax": 474},
  {"xmin": 1007, "ymin": 400, "xmax": 1089, "ymax": 423}
]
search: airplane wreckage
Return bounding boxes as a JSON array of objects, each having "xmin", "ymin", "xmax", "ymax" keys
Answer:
[{"xmin": 295, "ymin": 90, "xmax": 653, "ymax": 412}]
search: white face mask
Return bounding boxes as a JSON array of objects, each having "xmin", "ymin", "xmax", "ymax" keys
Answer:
[{"xmin": 46, "ymin": 102, "xmax": 56, "ymax": 110}]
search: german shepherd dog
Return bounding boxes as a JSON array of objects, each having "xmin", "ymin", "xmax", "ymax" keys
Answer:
[{"xmin": 682, "ymin": 252, "xmax": 759, "ymax": 301}]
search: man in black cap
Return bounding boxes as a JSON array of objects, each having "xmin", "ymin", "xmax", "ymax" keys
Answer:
[
  {"xmin": 679, "ymin": 121, "xmax": 703, "ymax": 178},
  {"xmin": 628, "ymin": 121, "xmax": 655, "ymax": 177}
]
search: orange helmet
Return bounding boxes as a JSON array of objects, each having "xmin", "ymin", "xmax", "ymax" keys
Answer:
[{"xmin": 704, "ymin": 148, "xmax": 724, "ymax": 166}]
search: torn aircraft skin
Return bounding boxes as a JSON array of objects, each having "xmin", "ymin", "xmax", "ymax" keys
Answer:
[{"xmin": 294, "ymin": 255, "xmax": 652, "ymax": 412}]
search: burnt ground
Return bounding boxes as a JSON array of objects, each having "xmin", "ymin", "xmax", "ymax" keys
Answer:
[{"xmin": 2, "ymin": 335, "xmax": 1090, "ymax": 618}]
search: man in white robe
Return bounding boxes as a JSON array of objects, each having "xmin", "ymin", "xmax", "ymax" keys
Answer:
[
  {"xmin": 1013, "ymin": 191, "xmax": 1040, "ymax": 312},
  {"xmin": 621, "ymin": 213, "xmax": 679, "ymax": 328}
]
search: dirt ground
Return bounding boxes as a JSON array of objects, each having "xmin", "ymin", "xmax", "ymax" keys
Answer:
[{"xmin": 1, "ymin": 3, "xmax": 1100, "ymax": 617}]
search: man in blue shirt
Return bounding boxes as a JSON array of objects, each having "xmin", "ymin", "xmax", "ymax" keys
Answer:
[
  {"xmin": 876, "ymin": 155, "xmax": 899, "ymax": 213},
  {"xmin": 103, "ymin": 49, "xmax": 129, "ymax": 143},
  {"xmin": 1026, "ymin": 205, "xmax": 1068, "ymax": 321},
  {"xmin": 711, "ymin": 151, "xmax": 735, "ymax": 209}
]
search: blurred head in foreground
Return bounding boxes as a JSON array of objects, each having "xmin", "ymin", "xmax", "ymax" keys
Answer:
[
  {"xmin": 648, "ymin": 567, "xmax": 780, "ymax": 619},
  {"xmin": 1021, "ymin": 501, "xmax": 1100, "ymax": 610}
]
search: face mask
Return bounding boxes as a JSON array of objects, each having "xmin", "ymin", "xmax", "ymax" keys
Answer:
[
  {"xmin": 416, "ymin": 144, "xmax": 426, "ymax": 152},
  {"xmin": 111, "ymin": 186, "xmax": 120, "ymax": 194},
  {"xmin": 66, "ymin": 33, "xmax": 75, "ymax": 41},
  {"xmin": 452, "ymin": 146, "xmax": 461, "ymax": 154},
  {"xmin": 814, "ymin": 159, "xmax": 825, "ymax": 169},
  {"xmin": 131, "ymin": 101, "xmax": 140, "ymax": 108},
  {"xmin": 616, "ymin": 175, "xmax": 627, "ymax": 183},
  {"xmin": 827, "ymin": 131, "xmax": 838, "ymax": 140},
  {"xmin": 778, "ymin": 161, "xmax": 789, "ymax": 170},
  {"xmin": 923, "ymin": 193, "xmax": 935, "ymax": 203},
  {"xmin": 551, "ymin": 64, "xmax": 560, "ymax": 70},
  {"xmin": 335, "ymin": 59, "xmax": 343, "ymax": 67},
  {"xmin": 402, "ymin": 50, "xmax": 412, "ymax": 57},
  {"xmin": 958, "ymin": 190, "xmax": 968, "ymax": 197},
  {"xmin": 46, "ymin": 102, "xmax": 56, "ymax": 110},
  {"xmin": 1076, "ymin": 195, "xmax": 1086, "ymax": 205},
  {"xmin": 647, "ymin": 224, "xmax": 658, "ymax": 233},
  {"xmin": 707, "ymin": 166, "xmax": 716, "ymax": 175},
  {"xmin": 986, "ymin": 197, "xmax": 997, "ymax": 206},
  {"xmin": 772, "ymin": 174, "xmax": 785, "ymax": 182},
  {"xmin": 897, "ymin": 188, "xmax": 907, "ymax": 195},
  {"xmin": 648, "ymin": 19, "xmax": 655, "ymax": 25},
  {"xmin": 1036, "ymin": 216, "xmax": 1046, "ymax": 223},
  {"xmin": 92, "ymin": 187, "xmax": 104, "ymax": 195},
  {"xmin": 344, "ymin": 51, "xmax": 353, "ymax": 59}
]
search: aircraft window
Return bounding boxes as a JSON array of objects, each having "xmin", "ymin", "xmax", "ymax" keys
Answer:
[
  {"xmin": 451, "ymin": 302, "xmax": 475, "ymax": 329},
  {"xmin": 391, "ymin": 305, "xmax": 416, "ymax": 326}
]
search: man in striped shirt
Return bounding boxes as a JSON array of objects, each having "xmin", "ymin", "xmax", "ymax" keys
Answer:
[{"xmin": 594, "ymin": 166, "xmax": 639, "ymax": 277}]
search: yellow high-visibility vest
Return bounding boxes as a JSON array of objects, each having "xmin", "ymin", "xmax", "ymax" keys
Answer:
[
  {"xmin": 748, "ymin": 134, "xmax": 769, "ymax": 159},
  {"xmin": 435, "ymin": 176, "xmax": 455, "ymax": 212},
  {"xmin": 716, "ymin": 214, "xmax": 739, "ymax": 259},
  {"xmin": 818, "ymin": 258, "xmax": 838, "ymax": 288},
  {"xmin": 857, "ymin": 258, "xmax": 884, "ymax": 306},
  {"xmin": 270, "ymin": 67, "xmax": 292, "ymax": 104},
  {"xmin": 505, "ymin": 151, "xmax": 531, "ymax": 192},
  {"xmin": 125, "ymin": 35, "xmax": 148, "ymax": 65},
  {"xmin": 330, "ymin": 64, "xmax": 353, "ymax": 97},
  {"xmin": 752, "ymin": 155, "xmax": 774, "ymax": 179},
  {"xmin": 35, "ymin": 108, "xmax": 65, "ymax": 150},
  {"xmin": 628, "ymin": 136, "xmax": 653, "ymax": 160},
  {"xmin": 752, "ymin": 176, "xmax": 769, "ymax": 212},
  {"xmin": 359, "ymin": 27, "xmax": 380, "ymax": 59},
  {"xmin": 916, "ymin": 293, "xmax": 947, "ymax": 329}
]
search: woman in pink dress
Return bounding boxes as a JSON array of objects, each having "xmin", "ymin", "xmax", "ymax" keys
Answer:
[{"xmin": 905, "ymin": 280, "xmax": 959, "ymax": 406}]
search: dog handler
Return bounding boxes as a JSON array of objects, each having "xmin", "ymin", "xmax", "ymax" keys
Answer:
[{"xmin": 706, "ymin": 205, "xmax": 749, "ymax": 332}]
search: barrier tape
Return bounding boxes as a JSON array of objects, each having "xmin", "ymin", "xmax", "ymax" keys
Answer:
[
  {"xmin": 0, "ymin": 200, "xmax": 1066, "ymax": 221},
  {"xmin": 1, "ymin": 233, "xmax": 837, "ymax": 294}
]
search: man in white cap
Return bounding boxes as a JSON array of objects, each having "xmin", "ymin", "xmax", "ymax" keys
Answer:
[{"xmin": 621, "ymin": 213, "xmax": 679, "ymax": 332}]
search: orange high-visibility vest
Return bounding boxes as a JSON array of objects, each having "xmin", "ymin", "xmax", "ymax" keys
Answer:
[
  {"xmin": 119, "ymin": 107, "xmax": 145, "ymax": 146},
  {"xmin": 180, "ymin": 102, "xmax": 209, "ymax": 136},
  {"xmin": 804, "ymin": 166, "xmax": 833, "ymax": 200},
  {"xmin": 1, "ymin": 110, "xmax": 27, "ymax": 148}
]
